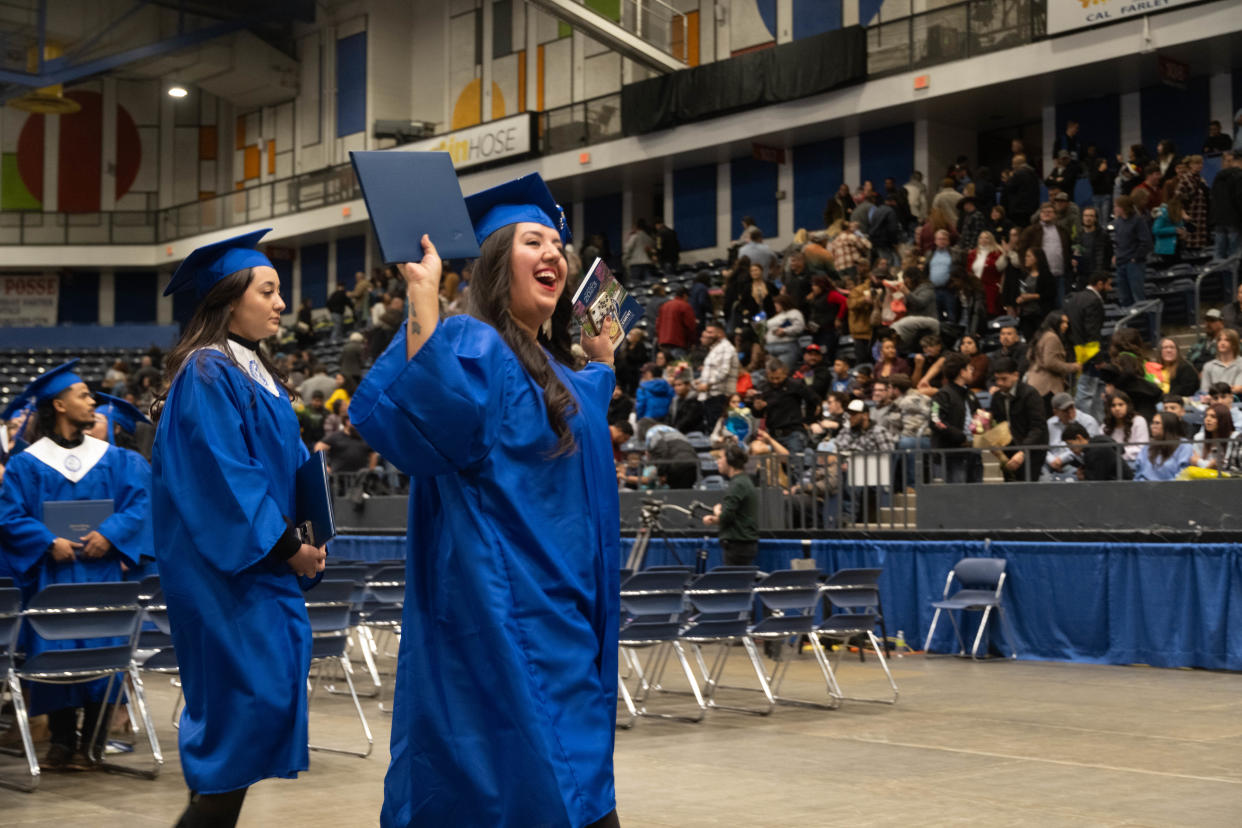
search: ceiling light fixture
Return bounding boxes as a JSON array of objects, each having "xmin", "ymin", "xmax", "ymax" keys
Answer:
[{"xmin": 168, "ymin": 85, "xmax": 188, "ymax": 98}]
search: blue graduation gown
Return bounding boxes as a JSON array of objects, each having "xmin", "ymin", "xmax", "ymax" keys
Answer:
[
  {"xmin": 351, "ymin": 316, "xmax": 621, "ymax": 828},
  {"xmin": 0, "ymin": 436, "xmax": 150, "ymax": 715},
  {"xmin": 151, "ymin": 348, "xmax": 312, "ymax": 795}
]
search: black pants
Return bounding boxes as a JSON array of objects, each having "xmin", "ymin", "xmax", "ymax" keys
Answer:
[
  {"xmin": 586, "ymin": 809, "xmax": 621, "ymax": 828},
  {"xmin": 47, "ymin": 702, "xmax": 106, "ymax": 752},
  {"xmin": 721, "ymin": 539, "xmax": 758, "ymax": 567},
  {"xmin": 175, "ymin": 787, "xmax": 249, "ymax": 828}
]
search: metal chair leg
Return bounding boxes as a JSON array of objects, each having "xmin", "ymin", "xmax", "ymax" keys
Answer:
[
  {"xmin": 923, "ymin": 607, "xmax": 943, "ymax": 653},
  {"xmin": 971, "ymin": 606, "xmax": 994, "ymax": 660},
  {"xmin": 0, "ymin": 669, "xmax": 40, "ymax": 792},
  {"xmin": 309, "ymin": 657, "xmax": 374, "ymax": 758},
  {"xmin": 93, "ymin": 667, "xmax": 163, "ymax": 779}
]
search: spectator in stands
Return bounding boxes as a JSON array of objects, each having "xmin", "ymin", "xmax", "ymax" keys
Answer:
[
  {"xmin": 653, "ymin": 217, "xmax": 680, "ymax": 274},
  {"xmin": 1134, "ymin": 411, "xmax": 1193, "ymax": 480},
  {"xmin": 313, "ymin": 410, "xmax": 377, "ymax": 475},
  {"xmin": 968, "ymin": 231, "xmax": 1008, "ymax": 318},
  {"xmin": 609, "ymin": 420, "xmax": 634, "ymax": 462},
  {"xmin": 1088, "ymin": 154, "xmax": 1113, "ymax": 223},
  {"xmin": 869, "ymin": 192, "xmax": 903, "ymax": 267},
  {"xmin": 752, "ymin": 357, "xmax": 819, "ymax": 454},
  {"xmin": 666, "ymin": 376, "xmax": 705, "ymax": 434},
  {"xmin": 326, "ymin": 372, "xmax": 352, "ymax": 415},
  {"xmin": 1043, "ymin": 392, "xmax": 1102, "ymax": 479},
  {"xmin": 888, "ymin": 373, "xmax": 930, "ymax": 487},
  {"xmin": 1103, "ymin": 390, "xmax": 1149, "ymax": 465},
  {"xmin": 1193, "ymin": 403, "xmax": 1234, "ymax": 469},
  {"xmin": 804, "ymin": 274, "xmax": 845, "ymax": 357},
  {"xmin": 1066, "ymin": 271, "xmax": 1107, "ymax": 358},
  {"xmin": 326, "ymin": 282, "xmax": 349, "ymax": 341},
  {"xmin": 701, "ymin": 444, "xmax": 759, "ymax": 565},
  {"xmin": 370, "ymin": 294, "xmax": 405, "ymax": 358},
  {"xmin": 689, "ymin": 272, "xmax": 712, "ymax": 328},
  {"xmin": 642, "ymin": 421, "xmax": 699, "ymax": 489},
  {"xmin": 1132, "ymin": 163, "xmax": 1165, "ymax": 209},
  {"xmin": 1061, "ymin": 422, "xmax": 1134, "ymax": 480},
  {"xmin": 1019, "ymin": 202, "xmax": 1072, "ymax": 306},
  {"xmin": 904, "ymin": 171, "xmax": 928, "ymax": 223},
  {"xmin": 132, "ymin": 354, "xmax": 160, "ymax": 390},
  {"xmin": 1175, "ymin": 155, "xmax": 1211, "ymax": 251},
  {"xmin": 655, "ymin": 285, "xmax": 697, "ymax": 359},
  {"xmin": 1102, "ymin": 348, "xmax": 1162, "ymax": 423},
  {"xmin": 834, "ymin": 397, "xmax": 896, "ymax": 462},
  {"xmin": 645, "ymin": 283, "xmax": 669, "ymax": 329},
  {"xmin": 929, "ymin": 352, "xmax": 980, "ymax": 482},
  {"xmin": 910, "ymin": 334, "xmax": 944, "ymax": 390},
  {"xmin": 104, "ymin": 358, "xmax": 129, "ymax": 396},
  {"xmin": 623, "ymin": 219, "xmax": 656, "ymax": 285},
  {"xmin": 846, "ymin": 273, "xmax": 876, "ymax": 361},
  {"xmin": 635, "ymin": 362, "xmax": 673, "ymax": 421},
  {"xmin": 297, "ymin": 391, "xmax": 327, "ymax": 449},
  {"xmin": 616, "ymin": 327, "xmax": 650, "ymax": 395},
  {"xmin": 1152, "ymin": 185, "xmax": 1186, "ymax": 264},
  {"xmin": 1155, "ymin": 140, "xmax": 1179, "ymax": 181},
  {"xmin": 1221, "ymin": 282, "xmax": 1242, "ymax": 335},
  {"xmin": 950, "ymin": 334, "xmax": 990, "ymax": 392},
  {"xmin": 931, "ymin": 177, "xmax": 963, "ymax": 227},
  {"xmin": 915, "ymin": 207, "xmax": 957, "ymax": 254},
  {"xmin": 1044, "ymin": 150, "xmax": 1078, "ymax": 194},
  {"xmin": 340, "ymin": 331, "xmax": 366, "ymax": 388},
  {"xmin": 794, "ymin": 344, "xmax": 832, "ymax": 400},
  {"xmin": 989, "ymin": 356, "xmax": 1048, "ymax": 481},
  {"xmin": 1026, "ymin": 310, "xmax": 1079, "ymax": 413},
  {"xmin": 1076, "ymin": 207, "xmax": 1112, "ymax": 287},
  {"xmin": 1005, "ymin": 154, "xmax": 1041, "ymax": 227},
  {"xmin": 1209, "ymin": 151, "xmax": 1242, "ymax": 260},
  {"xmin": 1205, "ymin": 120, "xmax": 1232, "ymax": 154},
  {"xmin": 1055, "ymin": 120, "xmax": 1082, "ymax": 163},
  {"xmin": 347, "ymin": 270, "xmax": 371, "ymax": 325},
  {"xmin": 988, "ymin": 324, "xmax": 1028, "ymax": 385},
  {"xmin": 988, "ymin": 205, "xmax": 1014, "ymax": 247},
  {"xmin": 947, "ymin": 264, "xmax": 987, "ymax": 339},
  {"xmin": 298, "ymin": 362, "xmax": 335, "ymax": 403},
  {"xmin": 874, "ymin": 335, "xmax": 912, "ymax": 381},
  {"xmin": 764, "ymin": 294, "xmax": 805, "ymax": 368},
  {"xmin": 607, "ymin": 385, "xmax": 634, "ymax": 425},
  {"xmin": 1187, "ymin": 309, "xmax": 1225, "ymax": 371},
  {"xmin": 738, "ymin": 226, "xmax": 778, "ymax": 275},
  {"xmin": 828, "ymin": 222, "xmax": 872, "ymax": 279},
  {"xmin": 870, "ymin": 377, "xmax": 897, "ymax": 434},
  {"xmin": 691, "ymin": 321, "xmax": 734, "ymax": 419},
  {"xmin": 1013, "ymin": 247, "xmax": 1057, "ymax": 341},
  {"xmin": 1152, "ymin": 337, "xmax": 1199, "ymax": 397},
  {"xmin": 891, "ymin": 266, "xmax": 940, "ymax": 351},
  {"xmin": 322, "ymin": 397, "xmax": 345, "ymax": 439},
  {"xmin": 1201, "ymin": 328, "xmax": 1242, "ymax": 394},
  {"xmin": 1111, "ymin": 194, "xmax": 1153, "ymax": 307}
]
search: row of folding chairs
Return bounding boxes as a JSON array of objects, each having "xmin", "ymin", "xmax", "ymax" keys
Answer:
[{"xmin": 617, "ymin": 566, "xmax": 898, "ymax": 728}]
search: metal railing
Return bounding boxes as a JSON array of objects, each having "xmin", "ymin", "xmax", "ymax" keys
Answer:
[
  {"xmin": 539, "ymin": 93, "xmax": 622, "ymax": 155},
  {"xmin": 865, "ymin": 0, "xmax": 1047, "ymax": 76}
]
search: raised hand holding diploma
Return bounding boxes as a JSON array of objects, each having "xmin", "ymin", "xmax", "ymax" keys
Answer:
[{"xmin": 398, "ymin": 234, "xmax": 442, "ymax": 360}]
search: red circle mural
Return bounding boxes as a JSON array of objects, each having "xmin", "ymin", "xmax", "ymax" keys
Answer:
[{"xmin": 15, "ymin": 89, "xmax": 142, "ymax": 212}]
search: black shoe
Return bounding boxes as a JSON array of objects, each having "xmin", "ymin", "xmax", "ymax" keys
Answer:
[
  {"xmin": 40, "ymin": 743, "xmax": 76, "ymax": 772},
  {"xmin": 70, "ymin": 749, "xmax": 99, "ymax": 771}
]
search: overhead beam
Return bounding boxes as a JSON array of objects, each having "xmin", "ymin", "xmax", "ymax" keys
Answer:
[
  {"xmin": 525, "ymin": 0, "xmax": 686, "ymax": 74},
  {"xmin": 0, "ymin": 17, "xmax": 248, "ymax": 88}
]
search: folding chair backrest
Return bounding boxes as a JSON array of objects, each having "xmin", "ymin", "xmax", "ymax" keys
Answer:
[
  {"xmin": 823, "ymin": 568, "xmax": 882, "ymax": 612},
  {"xmin": 365, "ymin": 566, "xmax": 406, "ymax": 604},
  {"xmin": 755, "ymin": 569, "xmax": 822, "ymax": 615},
  {"xmin": 645, "ymin": 565, "xmax": 693, "ymax": 572},
  {"xmin": 0, "ymin": 576, "xmax": 14, "ymax": 589},
  {"xmin": 305, "ymin": 580, "xmax": 354, "ymax": 635},
  {"xmin": 952, "ymin": 558, "xmax": 1006, "ymax": 591},
  {"xmin": 685, "ymin": 570, "xmax": 758, "ymax": 615},
  {"xmin": 136, "ymin": 574, "xmax": 162, "ymax": 604},
  {"xmin": 24, "ymin": 581, "xmax": 143, "ymax": 641},
  {"xmin": 323, "ymin": 565, "xmax": 369, "ymax": 584},
  {"xmin": 143, "ymin": 589, "xmax": 173, "ymax": 636},
  {"xmin": 619, "ymin": 570, "xmax": 690, "ymax": 619}
]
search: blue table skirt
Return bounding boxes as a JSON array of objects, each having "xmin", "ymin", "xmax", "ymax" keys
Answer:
[{"xmin": 331, "ymin": 535, "xmax": 1242, "ymax": 672}]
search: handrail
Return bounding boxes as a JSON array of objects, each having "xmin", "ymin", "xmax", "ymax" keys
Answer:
[{"xmin": 1194, "ymin": 256, "xmax": 1240, "ymax": 333}]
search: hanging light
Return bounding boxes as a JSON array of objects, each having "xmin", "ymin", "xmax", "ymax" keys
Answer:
[{"xmin": 168, "ymin": 85, "xmax": 188, "ymax": 98}]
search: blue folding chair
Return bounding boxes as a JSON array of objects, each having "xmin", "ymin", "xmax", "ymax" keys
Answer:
[
  {"xmin": 357, "ymin": 565, "xmax": 405, "ymax": 712},
  {"xmin": 814, "ymin": 568, "xmax": 898, "ymax": 704},
  {"xmin": 750, "ymin": 569, "xmax": 839, "ymax": 709},
  {"xmin": 136, "ymin": 588, "xmax": 182, "ymax": 728},
  {"xmin": 0, "ymin": 586, "xmax": 39, "ymax": 791},
  {"xmin": 16, "ymin": 582, "xmax": 162, "ymax": 778},
  {"xmin": 616, "ymin": 570, "xmax": 705, "ymax": 727},
  {"xmin": 924, "ymin": 558, "xmax": 1017, "ymax": 660},
  {"xmin": 679, "ymin": 568, "xmax": 774, "ymax": 715},
  {"xmin": 306, "ymin": 579, "xmax": 374, "ymax": 758}
]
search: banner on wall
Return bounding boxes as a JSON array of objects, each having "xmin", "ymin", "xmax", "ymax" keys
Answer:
[
  {"xmin": 1047, "ymin": 0, "xmax": 1199, "ymax": 36},
  {"xmin": 0, "ymin": 274, "xmax": 58, "ymax": 327},
  {"xmin": 393, "ymin": 113, "xmax": 535, "ymax": 171}
]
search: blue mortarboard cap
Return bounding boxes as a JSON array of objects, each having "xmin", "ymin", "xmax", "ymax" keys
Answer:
[
  {"xmin": 164, "ymin": 228, "xmax": 273, "ymax": 298},
  {"xmin": 15, "ymin": 360, "xmax": 85, "ymax": 409},
  {"xmin": 95, "ymin": 393, "xmax": 150, "ymax": 440},
  {"xmin": 465, "ymin": 173, "xmax": 571, "ymax": 247},
  {"xmin": 1, "ymin": 395, "xmax": 34, "ymax": 422}
]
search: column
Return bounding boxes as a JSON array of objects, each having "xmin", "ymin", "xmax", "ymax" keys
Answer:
[
  {"xmin": 42, "ymin": 114, "xmax": 59, "ymax": 212},
  {"xmin": 327, "ymin": 238, "xmax": 338, "ymax": 292},
  {"xmin": 715, "ymin": 160, "xmax": 730, "ymax": 251},
  {"xmin": 662, "ymin": 160, "xmax": 674, "ymax": 224},
  {"xmin": 1209, "ymin": 72, "xmax": 1233, "ymax": 137},
  {"xmin": 777, "ymin": 149, "xmax": 793, "ymax": 240},
  {"xmin": 913, "ymin": 118, "xmax": 930, "ymax": 179},
  {"xmin": 843, "ymin": 135, "xmax": 860, "ymax": 190},
  {"xmin": 156, "ymin": 271, "xmax": 173, "ymax": 326},
  {"xmin": 481, "ymin": 0, "xmax": 494, "ymax": 121},
  {"xmin": 776, "ymin": 0, "xmax": 793, "ymax": 44},
  {"xmin": 1119, "ymin": 92, "xmax": 1141, "ymax": 157},
  {"xmin": 1041, "ymin": 104, "xmax": 1056, "ymax": 173},
  {"xmin": 98, "ymin": 270, "xmax": 115, "ymax": 326}
]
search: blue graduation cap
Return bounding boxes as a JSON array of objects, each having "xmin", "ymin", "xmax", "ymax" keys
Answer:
[
  {"xmin": 465, "ymin": 173, "xmax": 571, "ymax": 247},
  {"xmin": 1, "ymin": 394, "xmax": 34, "ymax": 422},
  {"xmin": 164, "ymin": 228, "xmax": 273, "ymax": 298},
  {"xmin": 16, "ymin": 359, "xmax": 85, "ymax": 409},
  {"xmin": 95, "ymin": 393, "xmax": 150, "ymax": 441}
]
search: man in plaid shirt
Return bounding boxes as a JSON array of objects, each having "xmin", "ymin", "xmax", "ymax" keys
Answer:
[{"xmin": 828, "ymin": 222, "xmax": 873, "ymax": 278}]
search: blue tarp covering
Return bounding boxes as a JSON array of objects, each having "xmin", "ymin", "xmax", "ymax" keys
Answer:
[{"xmin": 330, "ymin": 536, "xmax": 1242, "ymax": 672}]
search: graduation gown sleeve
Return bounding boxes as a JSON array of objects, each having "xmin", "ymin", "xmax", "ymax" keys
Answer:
[
  {"xmin": 97, "ymin": 448, "xmax": 150, "ymax": 568},
  {"xmin": 0, "ymin": 456, "xmax": 56, "ymax": 581},
  {"xmin": 351, "ymin": 316, "xmax": 511, "ymax": 476},
  {"xmin": 161, "ymin": 352, "xmax": 296, "ymax": 575}
]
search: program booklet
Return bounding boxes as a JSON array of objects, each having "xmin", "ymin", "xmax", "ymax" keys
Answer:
[{"xmin": 570, "ymin": 258, "xmax": 644, "ymax": 351}]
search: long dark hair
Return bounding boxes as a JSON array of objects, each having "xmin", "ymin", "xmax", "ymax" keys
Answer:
[
  {"xmin": 1027, "ymin": 309, "xmax": 1068, "ymax": 365},
  {"xmin": 1104, "ymin": 390, "xmax": 1136, "ymax": 442},
  {"xmin": 467, "ymin": 224, "xmax": 578, "ymax": 457},
  {"xmin": 151, "ymin": 268, "xmax": 294, "ymax": 421},
  {"xmin": 1147, "ymin": 411, "xmax": 1182, "ymax": 463}
]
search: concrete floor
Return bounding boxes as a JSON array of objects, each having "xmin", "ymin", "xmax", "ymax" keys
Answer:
[{"xmin": 1, "ymin": 650, "xmax": 1240, "ymax": 827}]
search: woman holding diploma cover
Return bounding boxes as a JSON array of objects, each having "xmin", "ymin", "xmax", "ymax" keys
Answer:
[
  {"xmin": 350, "ymin": 172, "xmax": 622, "ymax": 827},
  {"xmin": 150, "ymin": 230, "xmax": 326, "ymax": 827}
]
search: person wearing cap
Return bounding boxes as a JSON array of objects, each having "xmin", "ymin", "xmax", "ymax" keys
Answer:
[
  {"xmin": 1044, "ymin": 149, "xmax": 1078, "ymax": 195},
  {"xmin": 1042, "ymin": 392, "xmax": 1102, "ymax": 480},
  {"xmin": 701, "ymin": 444, "xmax": 759, "ymax": 565},
  {"xmin": 149, "ymin": 229, "xmax": 326, "ymax": 826},
  {"xmin": 0, "ymin": 360, "xmax": 153, "ymax": 771},
  {"xmin": 1189, "ymin": 308, "xmax": 1228, "ymax": 370},
  {"xmin": 349, "ymin": 172, "xmax": 621, "ymax": 828}
]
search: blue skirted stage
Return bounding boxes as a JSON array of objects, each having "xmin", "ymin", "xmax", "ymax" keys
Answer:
[{"xmin": 328, "ymin": 535, "xmax": 1242, "ymax": 672}]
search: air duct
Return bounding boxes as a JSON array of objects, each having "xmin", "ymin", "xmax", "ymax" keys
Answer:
[{"xmin": 8, "ymin": 42, "xmax": 83, "ymax": 115}]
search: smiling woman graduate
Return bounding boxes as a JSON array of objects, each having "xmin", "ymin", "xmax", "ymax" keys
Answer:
[
  {"xmin": 351, "ymin": 173, "xmax": 622, "ymax": 828},
  {"xmin": 150, "ymin": 229, "xmax": 326, "ymax": 828}
]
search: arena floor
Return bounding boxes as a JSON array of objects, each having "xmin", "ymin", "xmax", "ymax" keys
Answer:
[{"xmin": 2, "ymin": 651, "xmax": 1239, "ymax": 827}]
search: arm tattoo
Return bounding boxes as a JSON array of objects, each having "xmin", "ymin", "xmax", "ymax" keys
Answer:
[{"xmin": 409, "ymin": 304, "xmax": 422, "ymax": 336}]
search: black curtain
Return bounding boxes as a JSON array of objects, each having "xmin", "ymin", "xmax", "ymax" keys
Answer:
[{"xmin": 621, "ymin": 27, "xmax": 867, "ymax": 137}]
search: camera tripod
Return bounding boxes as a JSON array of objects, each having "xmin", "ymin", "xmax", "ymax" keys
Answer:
[{"xmin": 625, "ymin": 497, "xmax": 714, "ymax": 572}]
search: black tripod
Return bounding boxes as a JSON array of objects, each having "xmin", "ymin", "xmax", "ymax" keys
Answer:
[{"xmin": 624, "ymin": 497, "xmax": 714, "ymax": 572}]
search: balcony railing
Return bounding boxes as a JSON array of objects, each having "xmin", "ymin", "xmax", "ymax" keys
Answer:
[{"xmin": 866, "ymin": 0, "xmax": 1047, "ymax": 76}]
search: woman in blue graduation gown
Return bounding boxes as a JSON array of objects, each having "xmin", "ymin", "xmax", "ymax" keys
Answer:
[
  {"xmin": 150, "ymin": 230, "xmax": 326, "ymax": 827},
  {"xmin": 0, "ymin": 362, "xmax": 152, "ymax": 768},
  {"xmin": 351, "ymin": 173, "xmax": 622, "ymax": 828}
]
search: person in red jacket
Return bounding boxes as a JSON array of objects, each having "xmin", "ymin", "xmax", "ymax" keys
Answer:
[{"xmin": 656, "ymin": 286, "xmax": 697, "ymax": 358}]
